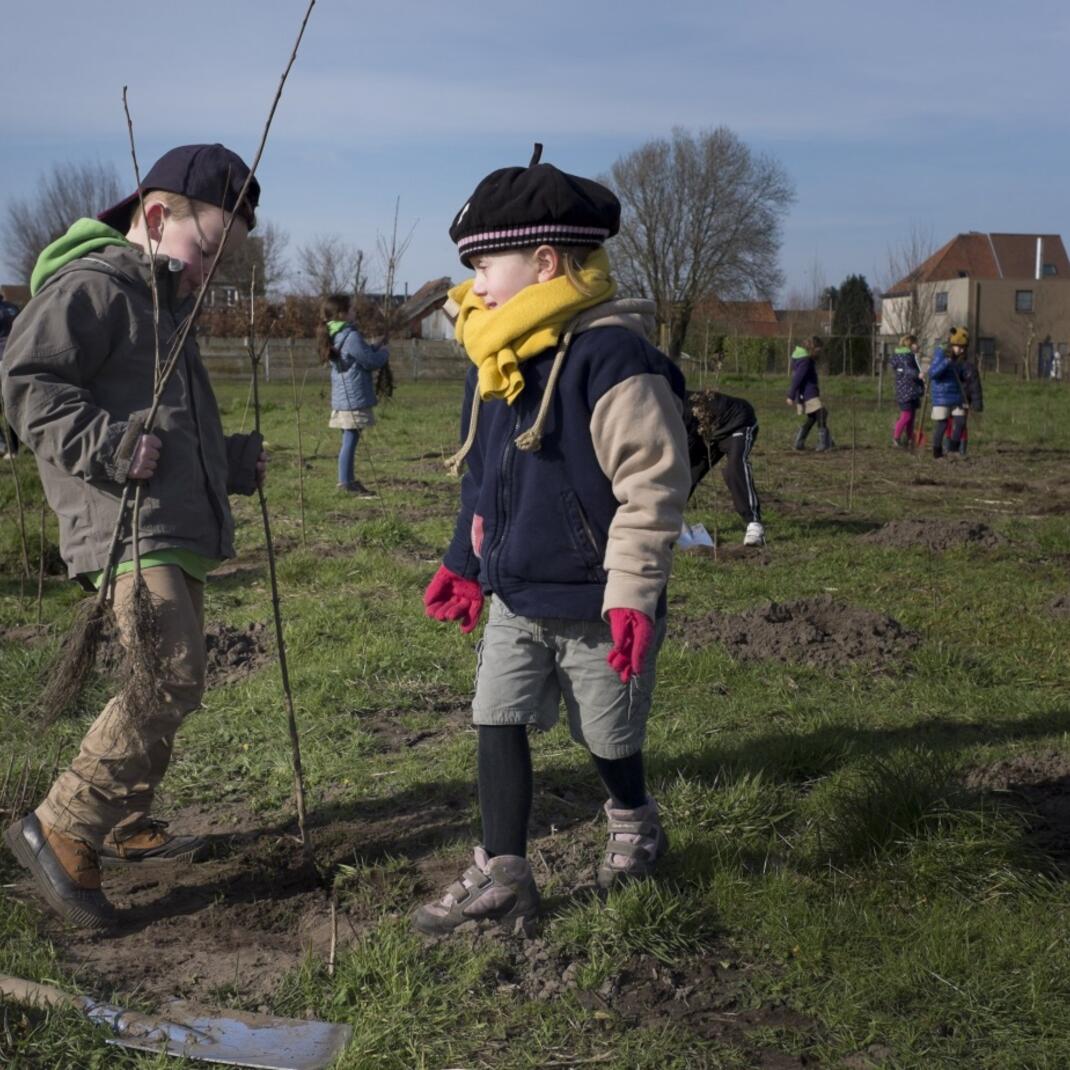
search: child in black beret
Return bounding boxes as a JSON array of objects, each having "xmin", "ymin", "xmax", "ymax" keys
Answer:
[{"xmin": 416, "ymin": 147, "xmax": 691, "ymax": 935}]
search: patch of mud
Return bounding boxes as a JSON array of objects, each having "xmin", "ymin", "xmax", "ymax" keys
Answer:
[
  {"xmin": 21, "ymin": 798, "xmax": 475, "ymax": 1003},
  {"xmin": 0, "ymin": 623, "xmax": 51, "ymax": 644},
  {"xmin": 683, "ymin": 595, "xmax": 919, "ymax": 672},
  {"xmin": 97, "ymin": 620, "xmax": 272, "ymax": 690},
  {"xmin": 966, "ymin": 751, "xmax": 1070, "ymax": 866},
  {"xmin": 443, "ymin": 929, "xmax": 815, "ymax": 1068},
  {"xmin": 1049, "ymin": 595, "xmax": 1070, "ymax": 619},
  {"xmin": 204, "ymin": 621, "xmax": 272, "ymax": 687},
  {"xmin": 358, "ymin": 697, "xmax": 471, "ymax": 752},
  {"xmin": 862, "ymin": 518, "xmax": 1004, "ymax": 552}
]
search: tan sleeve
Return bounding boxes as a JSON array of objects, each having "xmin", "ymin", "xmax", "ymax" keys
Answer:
[{"xmin": 589, "ymin": 374, "xmax": 690, "ymax": 620}]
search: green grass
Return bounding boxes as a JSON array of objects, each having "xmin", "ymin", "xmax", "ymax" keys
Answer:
[{"xmin": 2, "ymin": 371, "xmax": 1070, "ymax": 1067}]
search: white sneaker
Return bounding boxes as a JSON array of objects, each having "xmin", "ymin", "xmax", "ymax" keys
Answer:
[{"xmin": 743, "ymin": 522, "xmax": 765, "ymax": 547}]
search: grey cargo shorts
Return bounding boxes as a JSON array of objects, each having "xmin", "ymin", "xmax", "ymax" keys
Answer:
[{"xmin": 472, "ymin": 596, "xmax": 667, "ymax": 759}]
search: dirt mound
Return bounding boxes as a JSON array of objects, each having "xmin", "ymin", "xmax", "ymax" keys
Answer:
[
  {"xmin": 1049, "ymin": 595, "xmax": 1070, "ymax": 619},
  {"xmin": 97, "ymin": 620, "xmax": 272, "ymax": 690},
  {"xmin": 862, "ymin": 518, "xmax": 1004, "ymax": 552},
  {"xmin": 685, "ymin": 595, "xmax": 919, "ymax": 671},
  {"xmin": 204, "ymin": 621, "xmax": 272, "ymax": 687},
  {"xmin": 966, "ymin": 750, "xmax": 1070, "ymax": 866}
]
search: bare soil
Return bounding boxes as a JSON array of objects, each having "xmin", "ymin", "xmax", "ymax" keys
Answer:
[
  {"xmin": 204, "ymin": 621, "xmax": 272, "ymax": 687},
  {"xmin": 1049, "ymin": 595, "xmax": 1070, "ymax": 619},
  {"xmin": 862, "ymin": 518, "xmax": 1004, "ymax": 552},
  {"xmin": 681, "ymin": 595, "xmax": 920, "ymax": 672}
]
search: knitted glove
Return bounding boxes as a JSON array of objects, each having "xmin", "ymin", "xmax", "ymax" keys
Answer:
[
  {"xmin": 607, "ymin": 608, "xmax": 654, "ymax": 684},
  {"xmin": 423, "ymin": 565, "xmax": 484, "ymax": 634}
]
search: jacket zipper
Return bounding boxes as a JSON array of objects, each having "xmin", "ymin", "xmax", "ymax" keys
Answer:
[{"xmin": 487, "ymin": 408, "xmax": 521, "ymax": 593}]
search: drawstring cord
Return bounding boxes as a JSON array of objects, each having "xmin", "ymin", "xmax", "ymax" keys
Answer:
[{"xmin": 445, "ymin": 316, "xmax": 579, "ymax": 476}]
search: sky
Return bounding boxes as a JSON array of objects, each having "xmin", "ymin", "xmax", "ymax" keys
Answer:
[{"xmin": 3, "ymin": 1, "xmax": 1069, "ymax": 302}]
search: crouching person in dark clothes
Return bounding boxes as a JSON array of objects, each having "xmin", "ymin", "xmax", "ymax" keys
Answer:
[
  {"xmin": 1, "ymin": 145, "xmax": 266, "ymax": 929},
  {"xmin": 685, "ymin": 389, "xmax": 765, "ymax": 546}
]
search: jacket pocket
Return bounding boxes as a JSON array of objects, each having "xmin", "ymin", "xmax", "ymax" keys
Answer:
[{"xmin": 561, "ymin": 489, "xmax": 607, "ymax": 582}]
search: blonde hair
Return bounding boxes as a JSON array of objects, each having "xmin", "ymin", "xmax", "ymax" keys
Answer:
[{"xmin": 128, "ymin": 190, "xmax": 197, "ymax": 229}]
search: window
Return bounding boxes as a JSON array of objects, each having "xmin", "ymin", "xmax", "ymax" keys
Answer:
[
  {"xmin": 977, "ymin": 337, "xmax": 996, "ymax": 370},
  {"xmin": 1043, "ymin": 263, "xmax": 1058, "ymax": 277},
  {"xmin": 1015, "ymin": 290, "xmax": 1034, "ymax": 313},
  {"xmin": 934, "ymin": 291, "xmax": 948, "ymax": 313}
]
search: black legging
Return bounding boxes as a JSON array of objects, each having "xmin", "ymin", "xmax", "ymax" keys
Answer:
[
  {"xmin": 477, "ymin": 725, "xmax": 646, "ymax": 858},
  {"xmin": 800, "ymin": 407, "xmax": 828, "ymax": 436},
  {"xmin": 933, "ymin": 414, "xmax": 965, "ymax": 457}
]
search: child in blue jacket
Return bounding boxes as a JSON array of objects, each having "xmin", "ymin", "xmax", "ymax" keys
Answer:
[
  {"xmin": 787, "ymin": 336, "xmax": 834, "ymax": 450},
  {"xmin": 317, "ymin": 294, "xmax": 389, "ymax": 496},
  {"xmin": 929, "ymin": 327, "xmax": 968, "ymax": 459},
  {"xmin": 416, "ymin": 147, "xmax": 690, "ymax": 935}
]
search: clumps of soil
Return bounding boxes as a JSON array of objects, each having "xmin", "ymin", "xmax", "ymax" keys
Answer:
[
  {"xmin": 862, "ymin": 518, "xmax": 1004, "ymax": 552},
  {"xmin": 684, "ymin": 595, "xmax": 919, "ymax": 672},
  {"xmin": 97, "ymin": 620, "xmax": 272, "ymax": 691},
  {"xmin": 204, "ymin": 621, "xmax": 272, "ymax": 687},
  {"xmin": 1049, "ymin": 595, "xmax": 1070, "ymax": 619},
  {"xmin": 966, "ymin": 750, "xmax": 1070, "ymax": 866}
]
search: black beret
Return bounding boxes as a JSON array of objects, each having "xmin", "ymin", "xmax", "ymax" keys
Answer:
[{"xmin": 449, "ymin": 144, "xmax": 620, "ymax": 267}]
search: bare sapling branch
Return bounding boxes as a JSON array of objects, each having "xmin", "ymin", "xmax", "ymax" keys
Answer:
[{"xmin": 247, "ymin": 269, "xmax": 311, "ymax": 855}]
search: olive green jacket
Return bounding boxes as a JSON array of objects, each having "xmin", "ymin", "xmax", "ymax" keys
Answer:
[{"xmin": 1, "ymin": 239, "xmax": 259, "ymax": 578}]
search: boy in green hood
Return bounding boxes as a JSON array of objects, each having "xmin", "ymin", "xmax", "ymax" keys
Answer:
[{"xmin": 2, "ymin": 144, "xmax": 267, "ymax": 929}]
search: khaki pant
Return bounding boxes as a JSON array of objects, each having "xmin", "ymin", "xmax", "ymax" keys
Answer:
[
  {"xmin": 472, "ymin": 596, "xmax": 667, "ymax": 759},
  {"xmin": 38, "ymin": 566, "xmax": 206, "ymax": 846}
]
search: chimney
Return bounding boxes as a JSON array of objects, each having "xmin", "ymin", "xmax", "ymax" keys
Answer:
[{"xmin": 1036, "ymin": 236, "xmax": 1043, "ymax": 281}]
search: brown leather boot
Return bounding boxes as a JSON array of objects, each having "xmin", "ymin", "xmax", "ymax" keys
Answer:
[
  {"xmin": 4, "ymin": 813, "xmax": 115, "ymax": 928},
  {"xmin": 99, "ymin": 819, "xmax": 209, "ymax": 866}
]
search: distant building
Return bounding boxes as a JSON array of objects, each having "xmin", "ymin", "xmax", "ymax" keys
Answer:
[
  {"xmin": 395, "ymin": 277, "xmax": 454, "ymax": 341},
  {"xmin": 881, "ymin": 231, "xmax": 1070, "ymax": 373}
]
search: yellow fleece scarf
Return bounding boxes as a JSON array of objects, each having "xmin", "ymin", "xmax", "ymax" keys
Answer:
[{"xmin": 449, "ymin": 248, "xmax": 617, "ymax": 403}]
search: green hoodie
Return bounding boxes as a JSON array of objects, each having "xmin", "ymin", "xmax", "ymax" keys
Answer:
[
  {"xmin": 30, "ymin": 218, "xmax": 132, "ymax": 296},
  {"xmin": 791, "ymin": 345, "xmax": 811, "ymax": 359}
]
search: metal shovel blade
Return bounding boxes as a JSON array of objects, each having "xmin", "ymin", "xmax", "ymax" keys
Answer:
[{"xmin": 97, "ymin": 999, "xmax": 352, "ymax": 1069}]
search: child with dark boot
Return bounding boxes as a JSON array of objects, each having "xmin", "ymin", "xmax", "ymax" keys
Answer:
[
  {"xmin": 2, "ymin": 144, "xmax": 266, "ymax": 928},
  {"xmin": 787, "ymin": 336, "xmax": 834, "ymax": 451},
  {"xmin": 890, "ymin": 334, "xmax": 925, "ymax": 447},
  {"xmin": 416, "ymin": 147, "xmax": 690, "ymax": 935},
  {"xmin": 945, "ymin": 351, "xmax": 983, "ymax": 456},
  {"xmin": 685, "ymin": 389, "xmax": 765, "ymax": 546}
]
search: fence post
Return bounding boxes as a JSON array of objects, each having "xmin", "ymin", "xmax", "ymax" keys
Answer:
[{"xmin": 411, "ymin": 338, "xmax": 418, "ymax": 382}]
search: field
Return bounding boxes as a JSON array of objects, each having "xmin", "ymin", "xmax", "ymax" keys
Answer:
[{"xmin": 1, "ymin": 371, "xmax": 1069, "ymax": 1069}]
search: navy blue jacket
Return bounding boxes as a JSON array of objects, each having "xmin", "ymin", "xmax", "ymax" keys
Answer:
[
  {"xmin": 787, "ymin": 355, "xmax": 820, "ymax": 403},
  {"xmin": 890, "ymin": 348, "xmax": 925, "ymax": 408},
  {"xmin": 443, "ymin": 325, "xmax": 687, "ymax": 622},
  {"xmin": 958, "ymin": 361, "xmax": 984, "ymax": 411},
  {"xmin": 928, "ymin": 345, "xmax": 963, "ymax": 407},
  {"xmin": 329, "ymin": 324, "xmax": 389, "ymax": 411}
]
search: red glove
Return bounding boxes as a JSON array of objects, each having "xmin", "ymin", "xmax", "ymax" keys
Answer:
[
  {"xmin": 423, "ymin": 565, "xmax": 484, "ymax": 634},
  {"xmin": 607, "ymin": 608, "xmax": 654, "ymax": 684}
]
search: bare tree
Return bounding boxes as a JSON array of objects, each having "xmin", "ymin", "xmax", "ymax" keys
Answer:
[
  {"xmin": 2, "ymin": 161, "xmax": 123, "ymax": 282},
  {"xmin": 218, "ymin": 220, "xmax": 291, "ymax": 296},
  {"xmin": 607, "ymin": 126, "xmax": 794, "ymax": 357},
  {"xmin": 295, "ymin": 233, "xmax": 365, "ymax": 296},
  {"xmin": 880, "ymin": 224, "xmax": 941, "ymax": 346}
]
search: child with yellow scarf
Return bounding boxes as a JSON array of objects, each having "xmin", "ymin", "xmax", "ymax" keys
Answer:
[{"xmin": 416, "ymin": 146, "xmax": 690, "ymax": 935}]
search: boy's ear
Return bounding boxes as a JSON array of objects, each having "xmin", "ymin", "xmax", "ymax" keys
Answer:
[
  {"xmin": 533, "ymin": 244, "xmax": 560, "ymax": 283},
  {"xmin": 144, "ymin": 201, "xmax": 167, "ymax": 241}
]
